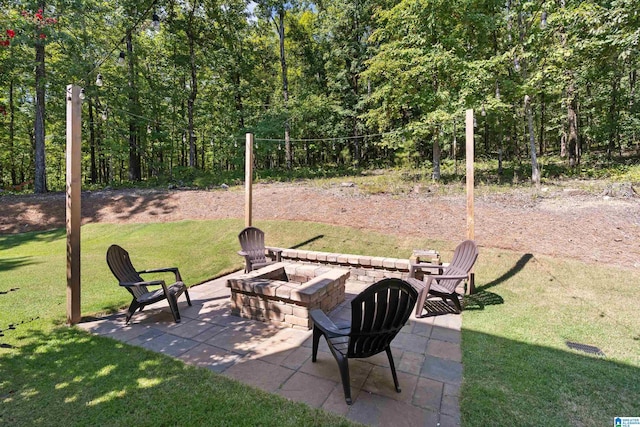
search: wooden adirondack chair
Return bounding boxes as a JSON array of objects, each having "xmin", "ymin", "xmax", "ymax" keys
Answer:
[
  {"xmin": 310, "ymin": 278, "xmax": 418, "ymax": 405},
  {"xmin": 237, "ymin": 227, "xmax": 282, "ymax": 272},
  {"xmin": 106, "ymin": 245, "xmax": 191, "ymax": 324},
  {"xmin": 408, "ymin": 240, "xmax": 478, "ymax": 316}
]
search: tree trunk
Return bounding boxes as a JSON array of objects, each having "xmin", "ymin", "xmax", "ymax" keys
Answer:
[
  {"xmin": 539, "ymin": 89, "xmax": 545, "ymax": 155},
  {"xmin": 89, "ymin": 98, "xmax": 97, "ymax": 184},
  {"xmin": 630, "ymin": 70, "xmax": 637, "ymax": 152},
  {"xmin": 432, "ymin": 132, "xmax": 441, "ymax": 180},
  {"xmin": 9, "ymin": 79, "xmax": 17, "ymax": 185},
  {"xmin": 567, "ymin": 81, "xmax": 579, "ymax": 167},
  {"xmin": 525, "ymin": 95, "xmax": 540, "ymax": 186},
  {"xmin": 517, "ymin": 7, "xmax": 539, "ymax": 186},
  {"xmin": 233, "ymin": 70, "xmax": 244, "ymax": 128},
  {"xmin": 607, "ymin": 75, "xmax": 619, "ymax": 159},
  {"xmin": 34, "ymin": 38, "xmax": 47, "ymax": 193},
  {"xmin": 187, "ymin": 5, "xmax": 198, "ymax": 168},
  {"xmin": 126, "ymin": 31, "xmax": 141, "ymax": 181},
  {"xmin": 276, "ymin": 9, "xmax": 292, "ymax": 169},
  {"xmin": 497, "ymin": 118, "xmax": 503, "ymax": 176}
]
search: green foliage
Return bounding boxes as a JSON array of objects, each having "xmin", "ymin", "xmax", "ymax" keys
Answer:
[{"xmin": 1, "ymin": 0, "xmax": 640, "ymax": 189}]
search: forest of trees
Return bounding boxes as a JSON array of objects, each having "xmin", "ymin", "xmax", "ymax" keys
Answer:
[{"xmin": 1, "ymin": 0, "xmax": 639, "ymax": 192}]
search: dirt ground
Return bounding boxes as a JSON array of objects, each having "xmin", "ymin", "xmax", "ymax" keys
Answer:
[{"xmin": 1, "ymin": 181, "xmax": 638, "ymax": 269}]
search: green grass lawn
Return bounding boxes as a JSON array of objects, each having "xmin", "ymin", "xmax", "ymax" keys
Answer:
[
  {"xmin": 461, "ymin": 248, "xmax": 640, "ymax": 426},
  {"xmin": 1, "ymin": 219, "xmax": 639, "ymax": 426}
]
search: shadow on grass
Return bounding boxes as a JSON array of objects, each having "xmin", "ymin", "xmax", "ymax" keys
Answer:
[
  {"xmin": 463, "ymin": 290, "xmax": 504, "ymax": 311},
  {"xmin": 0, "ymin": 257, "xmax": 36, "ymax": 273},
  {"xmin": 461, "ymin": 329, "xmax": 640, "ymax": 426},
  {"xmin": 290, "ymin": 235, "xmax": 325, "ymax": 249},
  {"xmin": 0, "ymin": 229, "xmax": 65, "ymax": 250},
  {"xmin": 0, "ymin": 327, "xmax": 352, "ymax": 426},
  {"xmin": 478, "ymin": 253, "xmax": 533, "ymax": 291}
]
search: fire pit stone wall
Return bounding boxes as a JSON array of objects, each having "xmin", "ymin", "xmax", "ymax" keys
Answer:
[{"xmin": 227, "ymin": 262, "xmax": 350, "ymax": 329}]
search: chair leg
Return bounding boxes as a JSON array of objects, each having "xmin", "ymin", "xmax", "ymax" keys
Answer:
[
  {"xmin": 414, "ymin": 277, "xmax": 434, "ymax": 318},
  {"xmin": 125, "ymin": 300, "xmax": 140, "ymax": 324},
  {"xmin": 311, "ymin": 326, "xmax": 322, "ymax": 362},
  {"xmin": 335, "ymin": 353, "xmax": 352, "ymax": 405},
  {"xmin": 385, "ymin": 346, "xmax": 401, "ymax": 393},
  {"xmin": 184, "ymin": 289, "xmax": 192, "ymax": 306},
  {"xmin": 450, "ymin": 293, "xmax": 462, "ymax": 313},
  {"xmin": 415, "ymin": 287, "xmax": 429, "ymax": 318},
  {"xmin": 167, "ymin": 294, "xmax": 181, "ymax": 323}
]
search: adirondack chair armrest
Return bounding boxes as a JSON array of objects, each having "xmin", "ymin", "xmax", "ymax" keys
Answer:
[
  {"xmin": 139, "ymin": 267, "xmax": 182, "ymax": 281},
  {"xmin": 119, "ymin": 279, "xmax": 165, "ymax": 288},
  {"xmin": 265, "ymin": 246, "xmax": 283, "ymax": 261},
  {"xmin": 310, "ymin": 309, "xmax": 347, "ymax": 339},
  {"xmin": 410, "ymin": 261, "xmax": 442, "ymax": 269},
  {"xmin": 430, "ymin": 273, "xmax": 470, "ymax": 281},
  {"xmin": 409, "ymin": 261, "xmax": 444, "ymax": 277}
]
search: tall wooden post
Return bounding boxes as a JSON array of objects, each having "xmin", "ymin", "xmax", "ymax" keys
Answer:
[
  {"xmin": 245, "ymin": 133, "xmax": 253, "ymax": 227},
  {"xmin": 465, "ymin": 109, "xmax": 476, "ymax": 294},
  {"xmin": 66, "ymin": 84, "xmax": 82, "ymax": 324}
]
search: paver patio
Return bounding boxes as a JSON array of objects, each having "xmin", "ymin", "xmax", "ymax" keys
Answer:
[{"xmin": 79, "ymin": 271, "xmax": 463, "ymax": 427}]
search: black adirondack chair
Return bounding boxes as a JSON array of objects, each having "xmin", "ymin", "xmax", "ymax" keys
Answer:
[
  {"xmin": 237, "ymin": 226, "xmax": 282, "ymax": 272},
  {"xmin": 310, "ymin": 278, "xmax": 418, "ymax": 405},
  {"xmin": 106, "ymin": 244, "xmax": 191, "ymax": 324}
]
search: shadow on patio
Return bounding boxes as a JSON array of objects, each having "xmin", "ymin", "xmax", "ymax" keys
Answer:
[{"xmin": 78, "ymin": 271, "xmax": 463, "ymax": 426}]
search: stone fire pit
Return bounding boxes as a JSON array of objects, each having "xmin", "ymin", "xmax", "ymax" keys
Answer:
[{"xmin": 226, "ymin": 262, "xmax": 350, "ymax": 329}]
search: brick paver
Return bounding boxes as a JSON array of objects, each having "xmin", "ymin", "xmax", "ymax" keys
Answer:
[{"xmin": 78, "ymin": 272, "xmax": 463, "ymax": 426}]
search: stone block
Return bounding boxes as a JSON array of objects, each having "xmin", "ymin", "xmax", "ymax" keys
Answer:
[
  {"xmin": 347, "ymin": 255, "xmax": 361, "ymax": 265},
  {"xmin": 282, "ymin": 249, "xmax": 297, "ymax": 258},
  {"xmin": 275, "ymin": 284, "xmax": 293, "ymax": 299},
  {"xmin": 269, "ymin": 300, "xmax": 293, "ymax": 316},
  {"xmin": 292, "ymin": 305, "xmax": 310, "ymax": 319},
  {"xmin": 358, "ymin": 256, "xmax": 372, "ymax": 267},
  {"xmin": 241, "ymin": 305, "xmax": 263, "ymax": 319},
  {"xmin": 370, "ymin": 257, "xmax": 385, "ymax": 267},
  {"xmin": 369, "ymin": 269, "xmax": 385, "ymax": 278},
  {"xmin": 266, "ymin": 309, "xmax": 287, "ymax": 322},
  {"xmin": 395, "ymin": 259, "xmax": 410, "ymax": 270},
  {"xmin": 326, "ymin": 253, "xmax": 339, "ymax": 263},
  {"xmin": 300, "ymin": 277, "xmax": 331, "ymax": 299},
  {"xmin": 227, "ymin": 278, "xmax": 253, "ymax": 293},
  {"xmin": 285, "ymin": 314, "xmax": 312, "ymax": 328},
  {"xmin": 336, "ymin": 254, "xmax": 349, "ymax": 264},
  {"xmin": 349, "ymin": 267, "xmax": 363, "ymax": 277},
  {"xmin": 253, "ymin": 280, "xmax": 281, "ymax": 297},
  {"xmin": 382, "ymin": 258, "xmax": 397, "ymax": 269}
]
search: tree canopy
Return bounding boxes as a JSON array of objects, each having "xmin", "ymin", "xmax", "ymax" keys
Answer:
[{"xmin": 1, "ymin": 0, "xmax": 638, "ymax": 191}]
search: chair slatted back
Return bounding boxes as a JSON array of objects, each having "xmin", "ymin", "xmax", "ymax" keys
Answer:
[
  {"xmin": 238, "ymin": 227, "xmax": 268, "ymax": 265},
  {"xmin": 348, "ymin": 278, "xmax": 417, "ymax": 358},
  {"xmin": 437, "ymin": 240, "xmax": 478, "ymax": 293},
  {"xmin": 106, "ymin": 245, "xmax": 148, "ymax": 299}
]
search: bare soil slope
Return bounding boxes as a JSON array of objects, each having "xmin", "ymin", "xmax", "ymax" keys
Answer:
[{"xmin": 1, "ymin": 182, "xmax": 638, "ymax": 268}]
